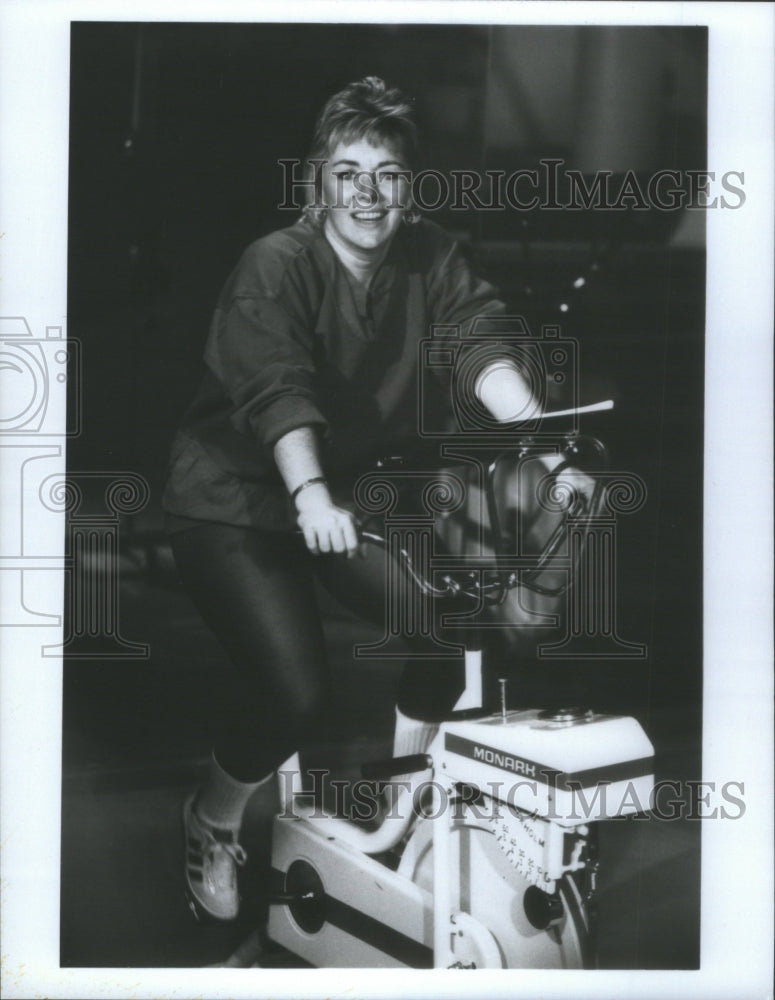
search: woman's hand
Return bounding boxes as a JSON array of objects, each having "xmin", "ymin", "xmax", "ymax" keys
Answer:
[
  {"xmin": 543, "ymin": 462, "xmax": 597, "ymax": 512},
  {"xmin": 536, "ymin": 449, "xmax": 597, "ymax": 511},
  {"xmin": 273, "ymin": 427, "xmax": 360, "ymax": 557},
  {"xmin": 295, "ymin": 482, "xmax": 360, "ymax": 558}
]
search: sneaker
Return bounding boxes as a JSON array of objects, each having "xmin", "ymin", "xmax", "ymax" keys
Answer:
[{"xmin": 183, "ymin": 793, "xmax": 247, "ymax": 921}]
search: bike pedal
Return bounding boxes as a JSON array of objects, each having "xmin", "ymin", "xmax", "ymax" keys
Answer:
[{"xmin": 266, "ymin": 889, "xmax": 320, "ymax": 905}]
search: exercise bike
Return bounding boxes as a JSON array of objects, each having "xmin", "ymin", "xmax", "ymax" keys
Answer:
[{"xmin": 261, "ymin": 429, "xmax": 654, "ymax": 970}]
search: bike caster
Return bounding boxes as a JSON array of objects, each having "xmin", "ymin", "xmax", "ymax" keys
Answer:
[{"xmin": 448, "ymin": 911, "xmax": 504, "ymax": 969}]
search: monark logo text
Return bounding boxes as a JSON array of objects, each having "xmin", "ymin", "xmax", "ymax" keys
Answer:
[{"xmin": 473, "ymin": 744, "xmax": 537, "ymax": 777}]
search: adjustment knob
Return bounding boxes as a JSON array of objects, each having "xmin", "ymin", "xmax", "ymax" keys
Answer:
[
  {"xmin": 537, "ymin": 706, "xmax": 593, "ymax": 723},
  {"xmin": 523, "ymin": 885, "xmax": 564, "ymax": 930}
]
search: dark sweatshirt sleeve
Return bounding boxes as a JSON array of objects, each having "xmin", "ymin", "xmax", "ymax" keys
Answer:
[
  {"xmin": 424, "ymin": 231, "xmax": 536, "ymax": 393},
  {"xmin": 203, "ymin": 291, "xmax": 328, "ymax": 450},
  {"xmin": 427, "ymin": 235, "xmax": 507, "ymax": 334}
]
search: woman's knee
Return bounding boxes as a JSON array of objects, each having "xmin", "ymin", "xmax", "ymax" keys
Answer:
[
  {"xmin": 243, "ymin": 666, "xmax": 330, "ymax": 742},
  {"xmin": 396, "ymin": 658, "xmax": 465, "ymax": 721},
  {"xmin": 288, "ymin": 673, "xmax": 331, "ymax": 733}
]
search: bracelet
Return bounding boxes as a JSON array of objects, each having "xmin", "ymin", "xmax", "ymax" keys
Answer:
[{"xmin": 291, "ymin": 476, "xmax": 328, "ymax": 504}]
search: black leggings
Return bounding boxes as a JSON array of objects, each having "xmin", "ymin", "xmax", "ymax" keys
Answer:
[{"xmin": 170, "ymin": 523, "xmax": 467, "ymax": 781}]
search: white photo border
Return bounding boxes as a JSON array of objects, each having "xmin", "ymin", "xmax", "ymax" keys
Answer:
[{"xmin": 0, "ymin": 2, "xmax": 772, "ymax": 998}]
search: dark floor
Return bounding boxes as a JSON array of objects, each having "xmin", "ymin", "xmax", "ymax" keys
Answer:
[{"xmin": 60, "ymin": 543, "xmax": 701, "ymax": 971}]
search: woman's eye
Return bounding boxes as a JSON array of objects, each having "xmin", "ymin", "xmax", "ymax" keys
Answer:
[{"xmin": 333, "ymin": 171, "xmax": 356, "ymax": 182}]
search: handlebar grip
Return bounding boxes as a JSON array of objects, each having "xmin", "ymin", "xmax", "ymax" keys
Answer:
[{"xmin": 360, "ymin": 753, "xmax": 432, "ymax": 781}]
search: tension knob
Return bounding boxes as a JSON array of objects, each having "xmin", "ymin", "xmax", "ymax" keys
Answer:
[{"xmin": 523, "ymin": 885, "xmax": 564, "ymax": 930}]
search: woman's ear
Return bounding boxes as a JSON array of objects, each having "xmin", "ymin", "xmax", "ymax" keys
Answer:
[
  {"xmin": 403, "ymin": 202, "xmax": 422, "ymax": 225},
  {"xmin": 298, "ymin": 156, "xmax": 328, "ymax": 223}
]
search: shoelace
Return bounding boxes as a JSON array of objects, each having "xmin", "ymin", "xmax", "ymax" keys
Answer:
[
  {"xmin": 219, "ymin": 841, "xmax": 248, "ymax": 867},
  {"xmin": 199, "ymin": 828, "xmax": 248, "ymax": 868},
  {"xmin": 190, "ymin": 808, "xmax": 248, "ymax": 869}
]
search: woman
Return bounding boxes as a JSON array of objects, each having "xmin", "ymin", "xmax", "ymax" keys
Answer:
[{"xmin": 164, "ymin": 76, "xmax": 563, "ymax": 922}]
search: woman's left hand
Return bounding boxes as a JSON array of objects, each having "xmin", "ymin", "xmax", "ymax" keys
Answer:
[{"xmin": 548, "ymin": 465, "xmax": 597, "ymax": 511}]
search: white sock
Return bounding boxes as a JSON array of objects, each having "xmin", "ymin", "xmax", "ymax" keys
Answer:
[
  {"xmin": 391, "ymin": 708, "xmax": 438, "ymax": 783},
  {"xmin": 195, "ymin": 753, "xmax": 273, "ymax": 831}
]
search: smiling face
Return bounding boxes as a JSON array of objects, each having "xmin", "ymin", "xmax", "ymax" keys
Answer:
[{"xmin": 321, "ymin": 137, "xmax": 412, "ymax": 258}]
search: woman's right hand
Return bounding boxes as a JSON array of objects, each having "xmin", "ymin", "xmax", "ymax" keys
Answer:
[{"xmin": 295, "ymin": 482, "xmax": 360, "ymax": 558}]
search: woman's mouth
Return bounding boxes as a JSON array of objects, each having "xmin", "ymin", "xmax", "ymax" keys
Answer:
[{"xmin": 352, "ymin": 210, "xmax": 387, "ymax": 223}]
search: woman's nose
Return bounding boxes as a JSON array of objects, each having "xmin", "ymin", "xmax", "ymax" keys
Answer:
[{"xmin": 353, "ymin": 171, "xmax": 383, "ymax": 208}]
